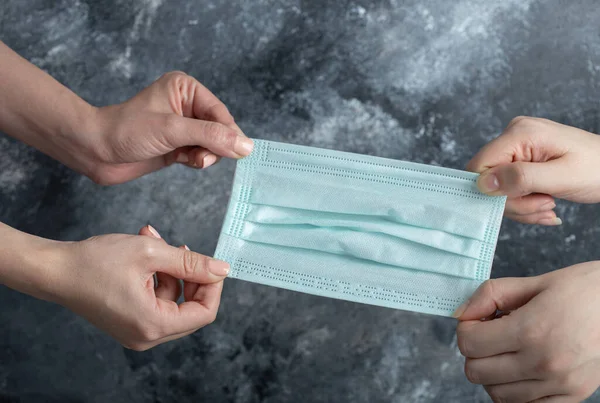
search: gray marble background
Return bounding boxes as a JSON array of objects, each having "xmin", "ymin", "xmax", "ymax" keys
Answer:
[{"xmin": 1, "ymin": 0, "xmax": 600, "ymax": 402}]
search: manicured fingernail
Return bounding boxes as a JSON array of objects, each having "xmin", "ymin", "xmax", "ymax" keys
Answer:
[
  {"xmin": 208, "ymin": 258, "xmax": 230, "ymax": 276},
  {"xmin": 538, "ymin": 217, "xmax": 562, "ymax": 226},
  {"xmin": 202, "ymin": 154, "xmax": 218, "ymax": 168},
  {"xmin": 148, "ymin": 225, "xmax": 161, "ymax": 239},
  {"xmin": 234, "ymin": 136, "xmax": 254, "ymax": 157},
  {"xmin": 452, "ymin": 299, "xmax": 470, "ymax": 319},
  {"xmin": 184, "ymin": 245, "xmax": 190, "ymax": 251},
  {"xmin": 176, "ymin": 152, "xmax": 189, "ymax": 163},
  {"xmin": 539, "ymin": 201, "xmax": 556, "ymax": 212},
  {"xmin": 477, "ymin": 173, "xmax": 500, "ymax": 193}
]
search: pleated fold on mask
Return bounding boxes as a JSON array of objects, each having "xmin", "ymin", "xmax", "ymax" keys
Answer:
[{"xmin": 215, "ymin": 139, "xmax": 506, "ymax": 316}]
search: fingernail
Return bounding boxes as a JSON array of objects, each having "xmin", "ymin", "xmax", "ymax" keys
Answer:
[
  {"xmin": 538, "ymin": 217, "xmax": 563, "ymax": 226},
  {"xmin": 148, "ymin": 225, "xmax": 161, "ymax": 239},
  {"xmin": 452, "ymin": 299, "xmax": 470, "ymax": 319},
  {"xmin": 539, "ymin": 201, "xmax": 556, "ymax": 212},
  {"xmin": 176, "ymin": 152, "xmax": 189, "ymax": 163},
  {"xmin": 477, "ymin": 173, "xmax": 500, "ymax": 193},
  {"xmin": 202, "ymin": 154, "xmax": 218, "ymax": 168},
  {"xmin": 208, "ymin": 258, "xmax": 230, "ymax": 276},
  {"xmin": 234, "ymin": 136, "xmax": 254, "ymax": 157},
  {"xmin": 184, "ymin": 245, "xmax": 190, "ymax": 251}
]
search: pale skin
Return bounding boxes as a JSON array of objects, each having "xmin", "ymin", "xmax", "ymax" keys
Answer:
[
  {"xmin": 1, "ymin": 39, "xmax": 600, "ymax": 401},
  {"xmin": 455, "ymin": 117, "xmax": 600, "ymax": 402},
  {"xmin": 0, "ymin": 40, "xmax": 254, "ymax": 351}
]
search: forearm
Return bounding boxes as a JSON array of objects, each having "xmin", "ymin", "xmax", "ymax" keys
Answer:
[
  {"xmin": 0, "ymin": 222, "xmax": 63, "ymax": 301},
  {"xmin": 0, "ymin": 41, "xmax": 98, "ymax": 175}
]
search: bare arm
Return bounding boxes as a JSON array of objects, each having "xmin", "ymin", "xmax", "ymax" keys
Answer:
[
  {"xmin": 0, "ymin": 41, "xmax": 96, "ymax": 175},
  {"xmin": 0, "ymin": 222, "xmax": 60, "ymax": 301}
]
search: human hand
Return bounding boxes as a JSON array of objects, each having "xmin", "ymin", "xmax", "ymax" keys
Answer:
[
  {"xmin": 467, "ymin": 116, "xmax": 600, "ymax": 225},
  {"xmin": 79, "ymin": 71, "xmax": 254, "ymax": 185},
  {"xmin": 454, "ymin": 262, "xmax": 600, "ymax": 402},
  {"xmin": 47, "ymin": 225, "xmax": 228, "ymax": 350},
  {"xmin": 0, "ymin": 43, "xmax": 253, "ymax": 184}
]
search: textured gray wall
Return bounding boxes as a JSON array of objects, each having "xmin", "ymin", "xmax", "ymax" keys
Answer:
[{"xmin": 1, "ymin": 0, "xmax": 600, "ymax": 402}]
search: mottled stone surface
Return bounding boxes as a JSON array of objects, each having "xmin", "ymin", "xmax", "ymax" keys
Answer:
[{"xmin": 1, "ymin": 0, "xmax": 600, "ymax": 402}]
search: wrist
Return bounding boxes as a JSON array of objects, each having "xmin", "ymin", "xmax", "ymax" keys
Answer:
[
  {"xmin": 46, "ymin": 101, "xmax": 105, "ymax": 179},
  {"xmin": 0, "ymin": 223, "xmax": 70, "ymax": 303}
]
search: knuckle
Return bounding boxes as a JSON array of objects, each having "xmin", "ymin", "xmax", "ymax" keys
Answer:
[
  {"xmin": 473, "ymin": 279, "xmax": 496, "ymax": 306},
  {"xmin": 518, "ymin": 320, "xmax": 546, "ymax": 346},
  {"xmin": 161, "ymin": 70, "xmax": 187, "ymax": 82},
  {"xmin": 84, "ymin": 235, "xmax": 101, "ymax": 243},
  {"xmin": 88, "ymin": 168, "xmax": 112, "ymax": 186},
  {"xmin": 504, "ymin": 117, "xmax": 542, "ymax": 145},
  {"xmin": 518, "ymin": 321, "xmax": 546, "ymax": 346},
  {"xmin": 139, "ymin": 238, "xmax": 159, "ymax": 261},
  {"xmin": 182, "ymin": 250, "xmax": 197, "ymax": 276},
  {"xmin": 463, "ymin": 360, "xmax": 481, "ymax": 384},
  {"xmin": 480, "ymin": 279, "xmax": 495, "ymax": 299},
  {"xmin": 205, "ymin": 122, "xmax": 232, "ymax": 144},
  {"xmin": 509, "ymin": 162, "xmax": 532, "ymax": 194},
  {"xmin": 135, "ymin": 321, "xmax": 161, "ymax": 343},
  {"xmin": 182, "ymin": 250, "xmax": 208, "ymax": 277},
  {"xmin": 220, "ymin": 126, "xmax": 237, "ymax": 148},
  {"xmin": 124, "ymin": 342, "xmax": 151, "ymax": 352},
  {"xmin": 507, "ymin": 115, "xmax": 527, "ymax": 127},
  {"xmin": 533, "ymin": 357, "xmax": 553, "ymax": 376},
  {"xmin": 534, "ymin": 355, "xmax": 568, "ymax": 377},
  {"xmin": 507, "ymin": 115, "xmax": 537, "ymax": 130}
]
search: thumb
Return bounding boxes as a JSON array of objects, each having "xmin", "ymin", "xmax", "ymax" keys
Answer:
[
  {"xmin": 453, "ymin": 277, "xmax": 545, "ymax": 320},
  {"xmin": 476, "ymin": 160, "xmax": 566, "ymax": 198},
  {"xmin": 161, "ymin": 116, "xmax": 254, "ymax": 159},
  {"xmin": 150, "ymin": 242, "xmax": 230, "ymax": 284}
]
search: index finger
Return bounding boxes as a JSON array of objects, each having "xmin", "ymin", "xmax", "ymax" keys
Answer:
[
  {"xmin": 466, "ymin": 131, "xmax": 522, "ymax": 173},
  {"xmin": 190, "ymin": 80, "xmax": 245, "ymax": 135},
  {"xmin": 155, "ymin": 280, "xmax": 224, "ymax": 334},
  {"xmin": 456, "ymin": 316, "xmax": 520, "ymax": 358}
]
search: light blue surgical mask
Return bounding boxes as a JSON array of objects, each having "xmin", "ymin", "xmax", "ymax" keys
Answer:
[{"xmin": 215, "ymin": 139, "xmax": 505, "ymax": 316}]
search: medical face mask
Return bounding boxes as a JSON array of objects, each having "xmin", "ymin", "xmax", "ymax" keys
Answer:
[{"xmin": 214, "ymin": 139, "xmax": 505, "ymax": 317}]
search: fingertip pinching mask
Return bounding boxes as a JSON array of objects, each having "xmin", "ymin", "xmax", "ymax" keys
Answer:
[{"xmin": 215, "ymin": 139, "xmax": 505, "ymax": 316}]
